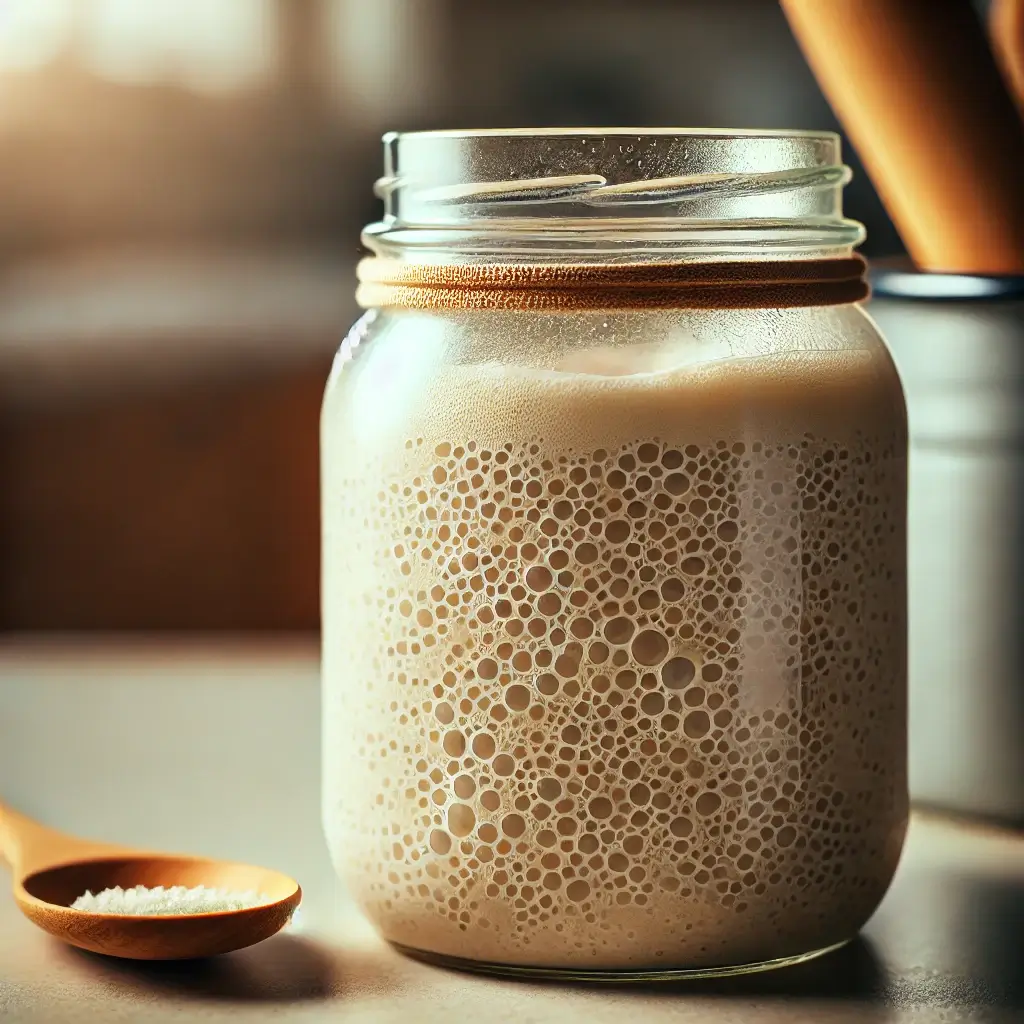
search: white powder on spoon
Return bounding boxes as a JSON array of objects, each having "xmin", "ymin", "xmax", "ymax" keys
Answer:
[{"xmin": 70, "ymin": 884, "xmax": 270, "ymax": 915}]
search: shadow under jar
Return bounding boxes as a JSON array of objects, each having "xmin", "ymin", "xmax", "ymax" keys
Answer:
[{"xmin": 321, "ymin": 129, "xmax": 908, "ymax": 980}]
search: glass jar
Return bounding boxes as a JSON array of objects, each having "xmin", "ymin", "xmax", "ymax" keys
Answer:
[{"xmin": 322, "ymin": 129, "xmax": 907, "ymax": 980}]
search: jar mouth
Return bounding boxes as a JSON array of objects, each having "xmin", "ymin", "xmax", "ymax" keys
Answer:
[
  {"xmin": 366, "ymin": 128, "xmax": 864, "ymax": 263},
  {"xmin": 386, "ymin": 127, "xmax": 841, "ymax": 141}
]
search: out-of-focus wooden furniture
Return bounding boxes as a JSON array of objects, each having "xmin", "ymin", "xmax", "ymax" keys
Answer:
[{"xmin": 0, "ymin": 252, "xmax": 353, "ymax": 631}]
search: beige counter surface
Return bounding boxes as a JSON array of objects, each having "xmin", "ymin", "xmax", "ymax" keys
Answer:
[{"xmin": 1, "ymin": 639, "xmax": 1022, "ymax": 1023}]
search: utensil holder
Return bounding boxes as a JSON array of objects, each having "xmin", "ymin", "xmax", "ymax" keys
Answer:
[{"xmin": 871, "ymin": 267, "xmax": 1024, "ymax": 825}]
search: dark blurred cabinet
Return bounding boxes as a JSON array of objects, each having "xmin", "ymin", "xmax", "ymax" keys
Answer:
[{"xmin": 0, "ymin": 253, "xmax": 352, "ymax": 632}]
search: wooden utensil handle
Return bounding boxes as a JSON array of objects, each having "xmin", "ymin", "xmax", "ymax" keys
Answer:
[
  {"xmin": 782, "ymin": 0, "xmax": 1024, "ymax": 274},
  {"xmin": 0, "ymin": 802, "xmax": 52, "ymax": 873},
  {"xmin": 0, "ymin": 802, "xmax": 114, "ymax": 876},
  {"xmin": 991, "ymin": 0, "xmax": 1024, "ymax": 116}
]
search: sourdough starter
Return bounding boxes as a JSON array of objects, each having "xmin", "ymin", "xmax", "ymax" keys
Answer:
[{"xmin": 322, "ymin": 338, "xmax": 906, "ymax": 971}]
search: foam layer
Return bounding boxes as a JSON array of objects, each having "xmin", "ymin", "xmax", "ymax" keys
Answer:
[{"xmin": 322, "ymin": 343, "xmax": 906, "ymax": 971}]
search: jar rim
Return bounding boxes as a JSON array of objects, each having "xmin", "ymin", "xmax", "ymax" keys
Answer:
[{"xmin": 384, "ymin": 127, "xmax": 841, "ymax": 143}]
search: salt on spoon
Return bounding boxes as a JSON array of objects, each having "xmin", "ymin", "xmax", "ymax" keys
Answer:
[
  {"xmin": 0, "ymin": 800, "xmax": 300, "ymax": 959},
  {"xmin": 72, "ymin": 884, "xmax": 272, "ymax": 915}
]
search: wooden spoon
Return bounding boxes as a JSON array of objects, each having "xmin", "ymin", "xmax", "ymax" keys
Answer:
[{"xmin": 0, "ymin": 801, "xmax": 301, "ymax": 960}]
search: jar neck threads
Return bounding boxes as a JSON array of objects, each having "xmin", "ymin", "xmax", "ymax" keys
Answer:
[{"xmin": 363, "ymin": 129, "xmax": 866, "ymax": 265}]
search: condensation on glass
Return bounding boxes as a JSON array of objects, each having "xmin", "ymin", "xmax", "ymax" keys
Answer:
[{"xmin": 321, "ymin": 129, "xmax": 908, "ymax": 980}]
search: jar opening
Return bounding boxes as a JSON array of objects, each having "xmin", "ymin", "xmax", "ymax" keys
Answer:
[{"xmin": 365, "ymin": 128, "xmax": 865, "ymax": 264}]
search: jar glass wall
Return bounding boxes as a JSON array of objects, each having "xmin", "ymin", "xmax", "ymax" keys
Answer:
[{"xmin": 322, "ymin": 129, "xmax": 907, "ymax": 979}]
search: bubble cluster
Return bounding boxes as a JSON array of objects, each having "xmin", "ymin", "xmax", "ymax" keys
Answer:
[{"xmin": 323, "ymin": 357, "xmax": 907, "ymax": 972}]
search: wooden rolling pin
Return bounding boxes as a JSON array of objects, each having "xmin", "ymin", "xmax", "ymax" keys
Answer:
[
  {"xmin": 991, "ymin": 0, "xmax": 1024, "ymax": 118},
  {"xmin": 782, "ymin": 0, "xmax": 1024, "ymax": 275}
]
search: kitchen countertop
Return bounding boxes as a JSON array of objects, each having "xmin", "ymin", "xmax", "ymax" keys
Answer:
[{"xmin": 1, "ymin": 639, "xmax": 1022, "ymax": 1023}]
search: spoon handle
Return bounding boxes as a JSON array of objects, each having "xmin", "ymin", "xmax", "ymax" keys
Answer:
[{"xmin": 0, "ymin": 802, "xmax": 116, "ymax": 876}]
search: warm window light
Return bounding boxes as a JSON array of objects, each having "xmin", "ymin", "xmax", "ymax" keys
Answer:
[
  {"xmin": 0, "ymin": 0, "xmax": 70, "ymax": 70},
  {"xmin": 0, "ymin": 0, "xmax": 275, "ymax": 94}
]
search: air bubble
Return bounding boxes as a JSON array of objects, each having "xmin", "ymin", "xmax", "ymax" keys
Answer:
[
  {"xmin": 538, "ymin": 779, "xmax": 562, "ymax": 801},
  {"xmin": 472, "ymin": 734, "xmax": 496, "ymax": 759},
  {"xmin": 670, "ymin": 816, "xmax": 694, "ymax": 838},
  {"xmin": 663, "ymin": 657, "xmax": 697, "ymax": 689},
  {"xmin": 683, "ymin": 711, "xmax": 711, "ymax": 739},
  {"xmin": 566, "ymin": 880, "xmax": 591, "ymax": 903},
  {"xmin": 605, "ymin": 521, "xmax": 631, "ymax": 543},
  {"xmin": 604, "ymin": 617, "xmax": 635, "ymax": 645},
  {"xmin": 640, "ymin": 692, "xmax": 665, "ymax": 715},
  {"xmin": 526, "ymin": 566, "xmax": 553, "ymax": 591},
  {"xmin": 443, "ymin": 731, "xmax": 466, "ymax": 756},
  {"xmin": 695, "ymin": 792, "xmax": 722, "ymax": 816},
  {"xmin": 430, "ymin": 830, "xmax": 452, "ymax": 854},
  {"xmin": 505, "ymin": 684, "xmax": 531, "ymax": 711},
  {"xmin": 454, "ymin": 774, "xmax": 476, "ymax": 799},
  {"xmin": 502, "ymin": 813, "xmax": 527, "ymax": 838},
  {"xmin": 665, "ymin": 473, "xmax": 690, "ymax": 495},
  {"xmin": 448, "ymin": 804, "xmax": 476, "ymax": 836},
  {"xmin": 632, "ymin": 630, "xmax": 669, "ymax": 666}
]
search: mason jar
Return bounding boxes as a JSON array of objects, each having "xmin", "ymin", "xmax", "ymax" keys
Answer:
[{"xmin": 322, "ymin": 129, "xmax": 908, "ymax": 980}]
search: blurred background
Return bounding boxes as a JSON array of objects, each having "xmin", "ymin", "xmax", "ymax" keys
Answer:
[{"xmin": 0, "ymin": 0, "xmax": 983, "ymax": 634}]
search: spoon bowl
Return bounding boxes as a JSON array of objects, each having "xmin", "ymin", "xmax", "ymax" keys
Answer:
[{"xmin": 2, "ymin": 802, "xmax": 301, "ymax": 960}]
